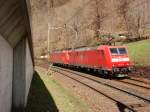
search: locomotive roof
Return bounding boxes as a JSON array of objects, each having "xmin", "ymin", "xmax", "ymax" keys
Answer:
[
  {"xmin": 74, "ymin": 46, "xmax": 98, "ymax": 51},
  {"xmin": 53, "ymin": 46, "xmax": 98, "ymax": 53},
  {"xmin": 52, "ymin": 45, "xmax": 127, "ymax": 53}
]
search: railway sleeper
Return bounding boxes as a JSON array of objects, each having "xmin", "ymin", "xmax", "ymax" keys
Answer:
[{"xmin": 128, "ymin": 103, "xmax": 150, "ymax": 111}]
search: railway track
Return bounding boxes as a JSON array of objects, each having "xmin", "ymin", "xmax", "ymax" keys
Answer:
[
  {"xmin": 52, "ymin": 65, "xmax": 150, "ymax": 92},
  {"xmin": 50, "ymin": 66, "xmax": 150, "ymax": 112},
  {"xmin": 129, "ymin": 77, "xmax": 150, "ymax": 85},
  {"xmin": 36, "ymin": 60, "xmax": 149, "ymax": 95},
  {"xmin": 116, "ymin": 79, "xmax": 150, "ymax": 90},
  {"xmin": 52, "ymin": 66, "xmax": 150, "ymax": 102}
]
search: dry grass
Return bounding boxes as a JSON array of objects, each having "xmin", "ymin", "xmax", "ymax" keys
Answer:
[{"xmin": 26, "ymin": 67, "xmax": 91, "ymax": 112}]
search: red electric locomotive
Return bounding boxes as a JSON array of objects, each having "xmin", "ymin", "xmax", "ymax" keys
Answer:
[{"xmin": 49, "ymin": 45, "xmax": 131, "ymax": 77}]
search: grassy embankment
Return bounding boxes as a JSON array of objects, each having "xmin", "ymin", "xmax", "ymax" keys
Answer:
[
  {"xmin": 26, "ymin": 67, "xmax": 91, "ymax": 112},
  {"xmin": 125, "ymin": 39, "xmax": 150, "ymax": 66}
]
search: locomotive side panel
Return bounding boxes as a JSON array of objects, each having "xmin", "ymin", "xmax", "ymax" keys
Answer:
[
  {"xmin": 71, "ymin": 50, "xmax": 105, "ymax": 69},
  {"xmin": 49, "ymin": 45, "xmax": 131, "ymax": 77},
  {"xmin": 50, "ymin": 52, "xmax": 63, "ymax": 64}
]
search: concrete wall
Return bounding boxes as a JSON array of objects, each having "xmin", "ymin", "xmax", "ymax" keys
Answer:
[
  {"xmin": 25, "ymin": 38, "xmax": 34, "ymax": 105},
  {"xmin": 12, "ymin": 38, "xmax": 34, "ymax": 111},
  {"xmin": 0, "ymin": 35, "xmax": 13, "ymax": 112},
  {"xmin": 0, "ymin": 0, "xmax": 34, "ymax": 111},
  {"xmin": 13, "ymin": 39, "xmax": 26, "ymax": 109}
]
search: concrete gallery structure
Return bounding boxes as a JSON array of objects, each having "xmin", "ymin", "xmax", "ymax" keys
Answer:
[{"xmin": 0, "ymin": 0, "xmax": 34, "ymax": 111}]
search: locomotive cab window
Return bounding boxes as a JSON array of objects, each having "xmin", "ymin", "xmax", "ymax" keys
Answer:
[
  {"xmin": 110, "ymin": 48, "xmax": 118, "ymax": 55},
  {"xmin": 118, "ymin": 48, "xmax": 127, "ymax": 54}
]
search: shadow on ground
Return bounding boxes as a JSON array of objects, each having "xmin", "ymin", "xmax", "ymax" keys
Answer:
[{"xmin": 25, "ymin": 71, "xmax": 59, "ymax": 112}]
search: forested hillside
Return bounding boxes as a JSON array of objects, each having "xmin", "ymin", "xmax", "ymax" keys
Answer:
[{"xmin": 30, "ymin": 0, "xmax": 150, "ymax": 57}]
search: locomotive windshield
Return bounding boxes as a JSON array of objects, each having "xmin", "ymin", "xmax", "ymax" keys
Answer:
[
  {"xmin": 118, "ymin": 48, "xmax": 127, "ymax": 54},
  {"xmin": 110, "ymin": 48, "xmax": 118, "ymax": 54},
  {"xmin": 110, "ymin": 48, "xmax": 127, "ymax": 55}
]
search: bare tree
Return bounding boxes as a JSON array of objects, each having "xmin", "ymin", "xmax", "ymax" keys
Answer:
[
  {"xmin": 117, "ymin": 0, "xmax": 133, "ymax": 38},
  {"xmin": 131, "ymin": 13, "xmax": 145, "ymax": 39},
  {"xmin": 90, "ymin": 0, "xmax": 107, "ymax": 41},
  {"xmin": 117, "ymin": 0, "xmax": 148, "ymax": 40},
  {"xmin": 132, "ymin": 0, "xmax": 149, "ymax": 39}
]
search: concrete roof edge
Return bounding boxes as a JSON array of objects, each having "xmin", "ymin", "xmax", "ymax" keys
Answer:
[{"xmin": 20, "ymin": 0, "xmax": 35, "ymax": 65}]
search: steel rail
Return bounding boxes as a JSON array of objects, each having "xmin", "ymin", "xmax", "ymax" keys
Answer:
[
  {"xmin": 116, "ymin": 80, "xmax": 150, "ymax": 90},
  {"xmin": 51, "ymin": 67, "xmax": 138, "ymax": 112},
  {"xmin": 52, "ymin": 66, "xmax": 150, "ymax": 103},
  {"xmin": 129, "ymin": 78, "xmax": 150, "ymax": 85}
]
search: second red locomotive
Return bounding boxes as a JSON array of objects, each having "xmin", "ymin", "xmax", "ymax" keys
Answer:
[{"xmin": 49, "ymin": 45, "xmax": 131, "ymax": 77}]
